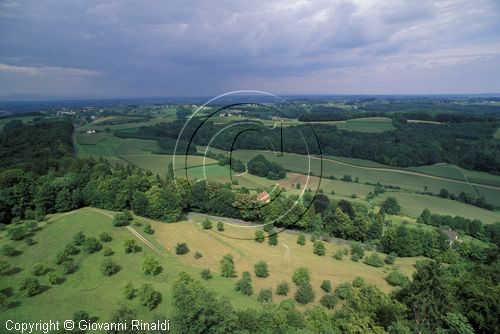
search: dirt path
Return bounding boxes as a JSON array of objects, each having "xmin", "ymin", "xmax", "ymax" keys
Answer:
[
  {"xmin": 281, "ymin": 242, "xmax": 290, "ymax": 262},
  {"xmin": 126, "ymin": 226, "xmax": 169, "ymax": 257},
  {"xmin": 86, "ymin": 207, "xmax": 168, "ymax": 257}
]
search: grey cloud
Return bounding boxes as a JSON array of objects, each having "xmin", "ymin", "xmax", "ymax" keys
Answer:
[{"xmin": 0, "ymin": 0, "xmax": 499, "ymax": 97}]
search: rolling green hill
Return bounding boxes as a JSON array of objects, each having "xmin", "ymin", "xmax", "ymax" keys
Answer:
[{"xmin": 0, "ymin": 207, "xmax": 420, "ymax": 326}]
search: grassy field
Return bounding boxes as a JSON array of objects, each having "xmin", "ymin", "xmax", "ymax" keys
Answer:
[
  {"xmin": 75, "ymin": 132, "xmax": 217, "ymax": 174},
  {"xmin": 211, "ymin": 116, "xmax": 396, "ymax": 133},
  {"xmin": 79, "ymin": 116, "xmax": 176, "ymax": 133},
  {"xmin": 163, "ymin": 215, "xmax": 419, "ymax": 297},
  {"xmin": 227, "ymin": 150, "xmax": 500, "ymax": 206},
  {"xmin": 0, "ymin": 207, "xmax": 419, "ymax": 326},
  {"xmin": 495, "ymin": 127, "xmax": 500, "ymax": 139},
  {"xmin": 0, "ymin": 208, "xmax": 262, "ymax": 326},
  {"xmin": 377, "ymin": 192, "xmax": 500, "ymax": 223}
]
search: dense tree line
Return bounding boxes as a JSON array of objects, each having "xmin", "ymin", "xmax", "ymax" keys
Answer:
[
  {"xmin": 0, "ymin": 120, "xmax": 73, "ymax": 174},
  {"xmin": 417, "ymin": 209, "xmax": 500, "ymax": 246}
]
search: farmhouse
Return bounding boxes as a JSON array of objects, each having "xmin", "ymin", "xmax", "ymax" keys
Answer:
[
  {"xmin": 443, "ymin": 229, "xmax": 459, "ymax": 245},
  {"xmin": 257, "ymin": 191, "xmax": 270, "ymax": 203}
]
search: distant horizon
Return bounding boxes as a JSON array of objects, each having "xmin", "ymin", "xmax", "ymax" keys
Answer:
[{"xmin": 1, "ymin": 92, "xmax": 500, "ymax": 104}]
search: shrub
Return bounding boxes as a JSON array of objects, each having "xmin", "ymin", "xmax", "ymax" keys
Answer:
[
  {"xmin": 0, "ymin": 261, "xmax": 11, "ymax": 276},
  {"xmin": 335, "ymin": 282, "xmax": 353, "ymax": 300},
  {"xmin": 353, "ymin": 276, "xmax": 365, "ymax": 287},
  {"xmin": 268, "ymin": 232, "xmax": 278, "ymax": 246},
  {"xmin": 219, "ymin": 254, "xmax": 236, "ymax": 277},
  {"xmin": 381, "ymin": 197, "xmax": 401, "ymax": 215},
  {"xmin": 200, "ymin": 269, "xmax": 212, "ymax": 280},
  {"xmin": 25, "ymin": 237, "xmax": 36, "ymax": 246},
  {"xmin": 101, "ymin": 259, "xmax": 120, "ymax": 276},
  {"xmin": 48, "ymin": 272, "xmax": 61, "ymax": 285},
  {"xmin": 124, "ymin": 239, "xmax": 139, "ymax": 253},
  {"xmin": 313, "ymin": 241, "xmax": 325, "ymax": 256},
  {"xmin": 7, "ymin": 225, "xmax": 27, "ymax": 240},
  {"xmin": 64, "ymin": 243, "xmax": 79, "ymax": 255},
  {"xmin": 295, "ymin": 282, "xmax": 315, "ymax": 304},
  {"xmin": 297, "ymin": 233, "xmax": 306, "ymax": 245},
  {"xmin": 320, "ymin": 280, "xmax": 332, "ymax": 293},
  {"xmin": 263, "ymin": 223, "xmax": 273, "ymax": 233},
  {"xmin": 193, "ymin": 251, "xmax": 203, "ymax": 259},
  {"xmin": 384, "ymin": 253, "xmax": 396, "ymax": 265},
  {"xmin": 25, "ymin": 221, "xmax": 38, "ymax": 231},
  {"xmin": 254, "ymin": 261, "xmax": 269, "ymax": 278},
  {"xmin": 386, "ymin": 271, "xmax": 410, "ymax": 287},
  {"xmin": 32, "ymin": 264, "xmax": 48, "ymax": 276},
  {"xmin": 258, "ymin": 288, "xmax": 273, "ymax": 303},
  {"xmin": 351, "ymin": 253, "xmax": 361, "ymax": 262},
  {"xmin": 320, "ymin": 294, "xmax": 337, "ymax": 309},
  {"xmin": 333, "ymin": 249, "xmax": 344, "ymax": 260},
  {"xmin": 255, "ymin": 230, "xmax": 265, "ymax": 243},
  {"xmin": 55, "ymin": 251, "xmax": 69, "ymax": 265},
  {"xmin": 113, "ymin": 211, "xmax": 132, "ymax": 226},
  {"xmin": 175, "ymin": 242, "xmax": 189, "ymax": 255},
  {"xmin": 1, "ymin": 245, "xmax": 18, "ymax": 257},
  {"xmin": 201, "ymin": 219, "xmax": 212, "ymax": 230},
  {"xmin": 143, "ymin": 224, "xmax": 154, "ymax": 234},
  {"xmin": 19, "ymin": 278, "xmax": 41, "ymax": 297},
  {"xmin": 276, "ymin": 281, "xmax": 290, "ymax": 296},
  {"xmin": 235, "ymin": 271, "xmax": 253, "ymax": 296},
  {"xmin": 364, "ymin": 253, "xmax": 385, "ymax": 267},
  {"xmin": 103, "ymin": 247, "xmax": 114, "ymax": 256},
  {"xmin": 138, "ymin": 284, "xmax": 161, "ymax": 310},
  {"xmin": 350, "ymin": 243, "xmax": 365, "ymax": 258},
  {"xmin": 123, "ymin": 283, "xmax": 136, "ymax": 299},
  {"xmin": 83, "ymin": 237, "xmax": 102, "ymax": 254},
  {"xmin": 72, "ymin": 310, "xmax": 91, "ymax": 323},
  {"xmin": 61, "ymin": 258, "xmax": 76, "ymax": 275},
  {"xmin": 142, "ymin": 255, "xmax": 162, "ymax": 276},
  {"xmin": 99, "ymin": 232, "xmax": 113, "ymax": 242},
  {"xmin": 72, "ymin": 231, "xmax": 86, "ymax": 246},
  {"xmin": 292, "ymin": 267, "xmax": 310, "ymax": 286},
  {"xmin": 217, "ymin": 221, "xmax": 224, "ymax": 231}
]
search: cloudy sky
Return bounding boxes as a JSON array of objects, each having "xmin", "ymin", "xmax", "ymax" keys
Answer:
[{"xmin": 1, "ymin": 0, "xmax": 499, "ymax": 98}]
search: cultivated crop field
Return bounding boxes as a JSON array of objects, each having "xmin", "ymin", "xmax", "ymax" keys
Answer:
[{"xmin": 229, "ymin": 150, "xmax": 500, "ymax": 206}]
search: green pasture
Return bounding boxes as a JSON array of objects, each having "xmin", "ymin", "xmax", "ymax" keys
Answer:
[
  {"xmin": 227, "ymin": 150, "xmax": 500, "ymax": 206},
  {"xmin": 376, "ymin": 192, "xmax": 500, "ymax": 223}
]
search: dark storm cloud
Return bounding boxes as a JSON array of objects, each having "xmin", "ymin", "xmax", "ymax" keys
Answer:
[{"xmin": 0, "ymin": 0, "xmax": 499, "ymax": 97}]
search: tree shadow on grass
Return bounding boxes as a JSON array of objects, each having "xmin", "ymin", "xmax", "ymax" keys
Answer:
[{"xmin": 4, "ymin": 266, "xmax": 23, "ymax": 275}]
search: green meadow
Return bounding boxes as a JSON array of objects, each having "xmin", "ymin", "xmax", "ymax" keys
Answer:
[{"xmin": 0, "ymin": 207, "xmax": 420, "ymax": 326}]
